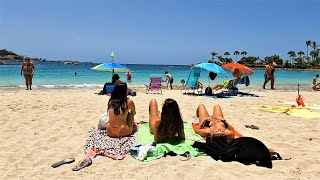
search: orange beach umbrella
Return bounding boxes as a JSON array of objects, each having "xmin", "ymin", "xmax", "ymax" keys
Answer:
[{"xmin": 222, "ymin": 63, "xmax": 254, "ymax": 76}]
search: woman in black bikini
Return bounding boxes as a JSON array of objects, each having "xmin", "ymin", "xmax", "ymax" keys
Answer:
[{"xmin": 195, "ymin": 104, "xmax": 235, "ymax": 140}]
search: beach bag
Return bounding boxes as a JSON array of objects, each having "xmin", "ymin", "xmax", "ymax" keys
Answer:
[
  {"xmin": 209, "ymin": 72, "xmax": 217, "ymax": 80},
  {"xmin": 205, "ymin": 87, "xmax": 213, "ymax": 96},
  {"xmin": 228, "ymin": 87, "xmax": 239, "ymax": 96}
]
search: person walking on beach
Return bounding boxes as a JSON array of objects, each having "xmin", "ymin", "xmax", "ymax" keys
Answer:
[
  {"xmin": 20, "ymin": 58, "xmax": 35, "ymax": 90},
  {"xmin": 262, "ymin": 61, "xmax": 275, "ymax": 90},
  {"xmin": 312, "ymin": 74, "xmax": 320, "ymax": 91},
  {"xmin": 165, "ymin": 71, "xmax": 174, "ymax": 89}
]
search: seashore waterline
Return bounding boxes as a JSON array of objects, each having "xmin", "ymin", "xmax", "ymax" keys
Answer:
[{"xmin": 0, "ymin": 61, "xmax": 318, "ymax": 91}]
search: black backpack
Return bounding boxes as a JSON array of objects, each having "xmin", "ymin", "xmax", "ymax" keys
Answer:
[
  {"xmin": 205, "ymin": 87, "xmax": 213, "ymax": 96},
  {"xmin": 209, "ymin": 72, "xmax": 217, "ymax": 80}
]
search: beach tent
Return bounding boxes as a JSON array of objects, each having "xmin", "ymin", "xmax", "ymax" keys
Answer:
[{"xmin": 184, "ymin": 63, "xmax": 228, "ymax": 93}]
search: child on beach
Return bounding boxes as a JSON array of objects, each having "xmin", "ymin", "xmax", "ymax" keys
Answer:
[
  {"xmin": 312, "ymin": 74, "xmax": 320, "ymax": 91},
  {"xmin": 148, "ymin": 98, "xmax": 185, "ymax": 143},
  {"xmin": 165, "ymin": 71, "xmax": 174, "ymax": 89}
]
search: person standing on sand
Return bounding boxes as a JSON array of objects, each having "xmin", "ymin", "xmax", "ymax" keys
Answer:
[
  {"xmin": 262, "ymin": 61, "xmax": 275, "ymax": 90},
  {"xmin": 165, "ymin": 71, "xmax": 174, "ymax": 89},
  {"xmin": 20, "ymin": 58, "xmax": 35, "ymax": 90}
]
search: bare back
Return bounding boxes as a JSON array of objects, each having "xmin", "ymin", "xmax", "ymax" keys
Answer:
[{"xmin": 106, "ymin": 99, "xmax": 135, "ymax": 137}]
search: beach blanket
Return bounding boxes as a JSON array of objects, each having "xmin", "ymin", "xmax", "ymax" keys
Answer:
[
  {"xmin": 134, "ymin": 122, "xmax": 205, "ymax": 161},
  {"xmin": 84, "ymin": 129, "xmax": 136, "ymax": 160},
  {"xmin": 279, "ymin": 101, "xmax": 320, "ymax": 110},
  {"xmin": 254, "ymin": 105, "xmax": 320, "ymax": 119},
  {"xmin": 212, "ymin": 91, "xmax": 260, "ymax": 99}
]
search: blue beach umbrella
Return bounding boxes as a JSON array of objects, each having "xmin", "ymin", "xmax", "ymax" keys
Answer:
[
  {"xmin": 91, "ymin": 51, "xmax": 130, "ymax": 80},
  {"xmin": 91, "ymin": 63, "xmax": 130, "ymax": 72},
  {"xmin": 185, "ymin": 63, "xmax": 228, "ymax": 88},
  {"xmin": 194, "ymin": 63, "xmax": 228, "ymax": 76},
  {"xmin": 91, "ymin": 63, "xmax": 130, "ymax": 80}
]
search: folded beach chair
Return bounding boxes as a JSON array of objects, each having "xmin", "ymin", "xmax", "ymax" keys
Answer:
[
  {"xmin": 103, "ymin": 83, "xmax": 115, "ymax": 94},
  {"xmin": 183, "ymin": 67, "xmax": 202, "ymax": 94},
  {"xmin": 145, "ymin": 74, "xmax": 162, "ymax": 94}
]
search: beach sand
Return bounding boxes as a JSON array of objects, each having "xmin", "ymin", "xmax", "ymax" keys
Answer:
[{"xmin": 0, "ymin": 88, "xmax": 319, "ymax": 179}]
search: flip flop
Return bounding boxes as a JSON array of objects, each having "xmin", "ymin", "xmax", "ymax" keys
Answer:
[
  {"xmin": 245, "ymin": 125, "xmax": 260, "ymax": 130},
  {"xmin": 178, "ymin": 152, "xmax": 191, "ymax": 161},
  {"xmin": 51, "ymin": 157, "xmax": 75, "ymax": 168},
  {"xmin": 250, "ymin": 125, "xmax": 259, "ymax": 130},
  {"xmin": 72, "ymin": 158, "xmax": 92, "ymax": 171}
]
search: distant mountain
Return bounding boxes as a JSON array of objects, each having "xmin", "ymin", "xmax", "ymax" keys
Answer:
[{"xmin": 0, "ymin": 49, "xmax": 17, "ymax": 56}]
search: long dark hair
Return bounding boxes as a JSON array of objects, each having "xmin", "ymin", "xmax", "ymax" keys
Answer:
[
  {"xmin": 156, "ymin": 98, "xmax": 184, "ymax": 143},
  {"xmin": 112, "ymin": 74, "xmax": 120, "ymax": 83},
  {"xmin": 107, "ymin": 83, "xmax": 128, "ymax": 115},
  {"xmin": 206, "ymin": 134, "xmax": 230, "ymax": 147}
]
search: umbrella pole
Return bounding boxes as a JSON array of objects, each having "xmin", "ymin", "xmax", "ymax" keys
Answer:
[{"xmin": 112, "ymin": 69, "xmax": 114, "ymax": 81}]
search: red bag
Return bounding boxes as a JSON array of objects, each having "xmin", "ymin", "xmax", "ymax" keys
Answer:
[{"xmin": 296, "ymin": 95, "xmax": 305, "ymax": 107}]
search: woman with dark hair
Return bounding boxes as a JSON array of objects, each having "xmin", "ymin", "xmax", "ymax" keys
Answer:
[
  {"xmin": 105, "ymin": 83, "xmax": 136, "ymax": 137},
  {"xmin": 73, "ymin": 83, "xmax": 136, "ymax": 171},
  {"xmin": 195, "ymin": 104, "xmax": 235, "ymax": 140},
  {"xmin": 193, "ymin": 104, "xmax": 272, "ymax": 168},
  {"xmin": 149, "ymin": 98, "xmax": 185, "ymax": 143},
  {"xmin": 112, "ymin": 74, "xmax": 123, "ymax": 84}
]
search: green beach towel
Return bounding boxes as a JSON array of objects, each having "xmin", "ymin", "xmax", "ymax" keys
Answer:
[{"xmin": 135, "ymin": 122, "xmax": 205, "ymax": 161}]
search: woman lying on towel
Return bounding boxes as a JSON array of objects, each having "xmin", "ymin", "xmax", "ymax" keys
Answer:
[
  {"xmin": 195, "ymin": 104, "xmax": 235, "ymax": 140},
  {"xmin": 149, "ymin": 98, "xmax": 185, "ymax": 143},
  {"xmin": 194, "ymin": 104, "xmax": 272, "ymax": 168}
]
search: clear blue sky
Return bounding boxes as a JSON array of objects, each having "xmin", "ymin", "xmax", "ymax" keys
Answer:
[{"xmin": 1, "ymin": 0, "xmax": 319, "ymax": 65}]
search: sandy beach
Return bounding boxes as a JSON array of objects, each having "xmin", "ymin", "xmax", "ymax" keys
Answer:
[{"xmin": 0, "ymin": 88, "xmax": 320, "ymax": 179}]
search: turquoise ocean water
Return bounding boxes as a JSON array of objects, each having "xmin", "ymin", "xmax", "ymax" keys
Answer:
[{"xmin": 0, "ymin": 61, "xmax": 318, "ymax": 90}]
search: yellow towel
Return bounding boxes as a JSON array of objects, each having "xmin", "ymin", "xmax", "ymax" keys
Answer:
[
  {"xmin": 279, "ymin": 101, "xmax": 320, "ymax": 110},
  {"xmin": 254, "ymin": 105, "xmax": 320, "ymax": 119}
]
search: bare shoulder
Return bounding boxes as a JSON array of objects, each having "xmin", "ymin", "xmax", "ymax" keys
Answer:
[{"xmin": 127, "ymin": 98, "xmax": 135, "ymax": 106}]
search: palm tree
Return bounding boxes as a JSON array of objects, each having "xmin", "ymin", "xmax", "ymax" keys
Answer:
[
  {"xmin": 223, "ymin": 52, "xmax": 230, "ymax": 64},
  {"xmin": 311, "ymin": 41, "xmax": 317, "ymax": 50},
  {"xmin": 233, "ymin": 51, "xmax": 240, "ymax": 62},
  {"xmin": 210, "ymin": 51, "xmax": 218, "ymax": 61},
  {"xmin": 224, "ymin": 52, "xmax": 230, "ymax": 58},
  {"xmin": 306, "ymin": 40, "xmax": 311, "ymax": 59},
  {"xmin": 241, "ymin": 51, "xmax": 247, "ymax": 57},
  {"xmin": 287, "ymin": 51, "xmax": 296, "ymax": 67},
  {"xmin": 310, "ymin": 50, "xmax": 319, "ymax": 63},
  {"xmin": 297, "ymin": 51, "xmax": 305, "ymax": 57}
]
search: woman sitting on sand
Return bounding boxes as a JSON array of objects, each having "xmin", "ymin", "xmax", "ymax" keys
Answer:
[
  {"xmin": 73, "ymin": 83, "xmax": 136, "ymax": 171},
  {"xmin": 104, "ymin": 82, "xmax": 136, "ymax": 137},
  {"xmin": 149, "ymin": 98, "xmax": 185, "ymax": 143},
  {"xmin": 195, "ymin": 104, "xmax": 235, "ymax": 140}
]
